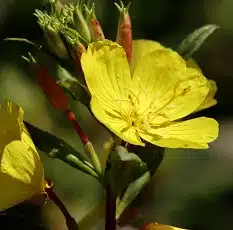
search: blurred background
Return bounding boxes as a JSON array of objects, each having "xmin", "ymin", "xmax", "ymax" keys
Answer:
[{"xmin": 0, "ymin": 0, "xmax": 233, "ymax": 229}]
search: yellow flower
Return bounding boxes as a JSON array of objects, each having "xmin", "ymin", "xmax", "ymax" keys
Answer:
[
  {"xmin": 0, "ymin": 100, "xmax": 45, "ymax": 211},
  {"xmin": 81, "ymin": 40, "xmax": 218, "ymax": 148},
  {"xmin": 140, "ymin": 222, "xmax": 188, "ymax": 230}
]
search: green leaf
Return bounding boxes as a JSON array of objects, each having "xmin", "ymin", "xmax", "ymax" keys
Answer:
[
  {"xmin": 106, "ymin": 146, "xmax": 147, "ymax": 200},
  {"xmin": 114, "ymin": 144, "xmax": 164, "ymax": 220},
  {"xmin": 116, "ymin": 171, "xmax": 150, "ymax": 219},
  {"xmin": 25, "ymin": 121, "xmax": 100, "ymax": 180},
  {"xmin": 176, "ymin": 24, "xmax": 219, "ymax": 59}
]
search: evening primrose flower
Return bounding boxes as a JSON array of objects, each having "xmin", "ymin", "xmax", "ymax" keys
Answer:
[
  {"xmin": 81, "ymin": 40, "xmax": 218, "ymax": 148},
  {"xmin": 0, "ymin": 100, "xmax": 45, "ymax": 211}
]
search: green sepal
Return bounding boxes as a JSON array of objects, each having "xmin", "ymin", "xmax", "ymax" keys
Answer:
[{"xmin": 176, "ymin": 24, "xmax": 219, "ymax": 59}]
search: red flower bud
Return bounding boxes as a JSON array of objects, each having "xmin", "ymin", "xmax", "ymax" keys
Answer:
[
  {"xmin": 33, "ymin": 64, "xmax": 69, "ymax": 111},
  {"xmin": 115, "ymin": 2, "xmax": 132, "ymax": 62},
  {"xmin": 89, "ymin": 18, "xmax": 105, "ymax": 41},
  {"xmin": 86, "ymin": 3, "xmax": 105, "ymax": 41}
]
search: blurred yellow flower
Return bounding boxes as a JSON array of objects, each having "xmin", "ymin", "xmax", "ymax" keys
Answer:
[
  {"xmin": 0, "ymin": 100, "xmax": 45, "ymax": 211},
  {"xmin": 81, "ymin": 40, "xmax": 218, "ymax": 148},
  {"xmin": 140, "ymin": 222, "xmax": 188, "ymax": 230}
]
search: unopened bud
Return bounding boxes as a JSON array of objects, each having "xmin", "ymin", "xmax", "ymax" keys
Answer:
[
  {"xmin": 85, "ymin": 3, "xmax": 105, "ymax": 41},
  {"xmin": 115, "ymin": 1, "xmax": 132, "ymax": 62},
  {"xmin": 73, "ymin": 5, "xmax": 91, "ymax": 43},
  {"xmin": 62, "ymin": 28, "xmax": 87, "ymax": 73},
  {"xmin": 45, "ymin": 0, "xmax": 63, "ymax": 16},
  {"xmin": 34, "ymin": 10, "xmax": 69, "ymax": 59},
  {"xmin": 74, "ymin": 41, "xmax": 86, "ymax": 73},
  {"xmin": 24, "ymin": 53, "xmax": 69, "ymax": 111}
]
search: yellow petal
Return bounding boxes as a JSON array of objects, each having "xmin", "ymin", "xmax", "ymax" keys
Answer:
[
  {"xmin": 90, "ymin": 96, "xmax": 144, "ymax": 146},
  {"xmin": 186, "ymin": 58, "xmax": 202, "ymax": 73},
  {"xmin": 186, "ymin": 59, "xmax": 217, "ymax": 112},
  {"xmin": 81, "ymin": 41, "xmax": 145, "ymax": 145},
  {"xmin": 140, "ymin": 222, "xmax": 187, "ymax": 230},
  {"xmin": 0, "ymin": 137, "xmax": 44, "ymax": 210},
  {"xmin": 139, "ymin": 117, "xmax": 219, "ymax": 149},
  {"xmin": 152, "ymin": 68, "xmax": 209, "ymax": 122},
  {"xmin": 195, "ymin": 79, "xmax": 217, "ymax": 112},
  {"xmin": 0, "ymin": 173, "xmax": 41, "ymax": 211},
  {"xmin": 131, "ymin": 48, "xmax": 185, "ymax": 115},
  {"xmin": 81, "ymin": 40, "xmax": 131, "ymax": 106},
  {"xmin": 131, "ymin": 40, "xmax": 165, "ymax": 74},
  {"xmin": 131, "ymin": 49, "xmax": 208, "ymax": 122},
  {"xmin": 0, "ymin": 101, "xmax": 45, "ymax": 211},
  {"xmin": 0, "ymin": 100, "xmax": 23, "ymax": 151}
]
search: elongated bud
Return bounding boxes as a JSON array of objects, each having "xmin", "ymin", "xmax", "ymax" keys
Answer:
[
  {"xmin": 73, "ymin": 5, "xmax": 91, "ymax": 43},
  {"xmin": 34, "ymin": 10, "xmax": 69, "ymax": 59},
  {"xmin": 115, "ymin": 1, "xmax": 132, "ymax": 62},
  {"xmin": 62, "ymin": 28, "xmax": 87, "ymax": 73},
  {"xmin": 84, "ymin": 141, "xmax": 102, "ymax": 175},
  {"xmin": 74, "ymin": 41, "xmax": 86, "ymax": 73},
  {"xmin": 24, "ymin": 53, "xmax": 69, "ymax": 111},
  {"xmin": 66, "ymin": 111, "xmax": 102, "ymax": 174},
  {"xmin": 85, "ymin": 3, "xmax": 105, "ymax": 41},
  {"xmin": 45, "ymin": 0, "xmax": 63, "ymax": 16}
]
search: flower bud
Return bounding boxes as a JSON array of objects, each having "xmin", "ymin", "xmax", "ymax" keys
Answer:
[
  {"xmin": 73, "ymin": 5, "xmax": 91, "ymax": 43},
  {"xmin": 85, "ymin": 3, "xmax": 105, "ymax": 41},
  {"xmin": 45, "ymin": 0, "xmax": 63, "ymax": 16},
  {"xmin": 115, "ymin": 1, "xmax": 132, "ymax": 62},
  {"xmin": 62, "ymin": 28, "xmax": 87, "ymax": 73},
  {"xmin": 34, "ymin": 10, "xmax": 69, "ymax": 59},
  {"xmin": 24, "ymin": 53, "xmax": 69, "ymax": 111}
]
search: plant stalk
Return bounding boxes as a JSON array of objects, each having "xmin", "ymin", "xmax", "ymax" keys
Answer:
[
  {"xmin": 45, "ymin": 185, "xmax": 78, "ymax": 230},
  {"xmin": 105, "ymin": 183, "xmax": 117, "ymax": 230}
]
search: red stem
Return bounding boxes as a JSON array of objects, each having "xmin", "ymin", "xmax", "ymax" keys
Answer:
[
  {"xmin": 66, "ymin": 110, "xmax": 89, "ymax": 144},
  {"xmin": 45, "ymin": 186, "xmax": 78, "ymax": 230}
]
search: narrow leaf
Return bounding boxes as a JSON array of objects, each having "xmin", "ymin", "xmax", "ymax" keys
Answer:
[
  {"xmin": 116, "ymin": 171, "xmax": 150, "ymax": 219},
  {"xmin": 25, "ymin": 121, "xmax": 99, "ymax": 180},
  {"xmin": 176, "ymin": 24, "xmax": 219, "ymax": 59}
]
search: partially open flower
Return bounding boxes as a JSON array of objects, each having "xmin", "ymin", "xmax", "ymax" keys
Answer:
[
  {"xmin": 0, "ymin": 100, "xmax": 45, "ymax": 211},
  {"xmin": 81, "ymin": 40, "xmax": 219, "ymax": 148}
]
